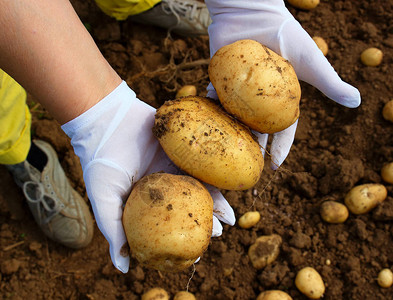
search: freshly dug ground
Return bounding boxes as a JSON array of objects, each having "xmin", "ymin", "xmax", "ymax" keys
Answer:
[{"xmin": 1, "ymin": 1, "xmax": 393, "ymax": 299}]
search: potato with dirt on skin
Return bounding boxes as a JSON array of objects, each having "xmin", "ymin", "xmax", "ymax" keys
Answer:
[
  {"xmin": 257, "ymin": 290, "xmax": 293, "ymax": 300},
  {"xmin": 248, "ymin": 234, "xmax": 282, "ymax": 270},
  {"xmin": 142, "ymin": 287, "xmax": 169, "ymax": 300},
  {"xmin": 295, "ymin": 267, "xmax": 325, "ymax": 299},
  {"xmin": 287, "ymin": 0, "xmax": 320, "ymax": 10},
  {"xmin": 209, "ymin": 39, "xmax": 301, "ymax": 134},
  {"xmin": 153, "ymin": 96, "xmax": 264, "ymax": 190},
  {"xmin": 382, "ymin": 100, "xmax": 393, "ymax": 123},
  {"xmin": 320, "ymin": 201, "xmax": 349, "ymax": 223},
  {"xmin": 381, "ymin": 162, "xmax": 393, "ymax": 184},
  {"xmin": 344, "ymin": 183, "xmax": 388, "ymax": 215},
  {"xmin": 122, "ymin": 173, "xmax": 213, "ymax": 272}
]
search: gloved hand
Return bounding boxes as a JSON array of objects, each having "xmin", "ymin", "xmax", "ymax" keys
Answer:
[
  {"xmin": 205, "ymin": 0, "xmax": 361, "ymax": 169},
  {"xmin": 61, "ymin": 81, "xmax": 235, "ymax": 273}
]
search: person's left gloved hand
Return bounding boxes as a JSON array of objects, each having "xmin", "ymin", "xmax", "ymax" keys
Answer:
[
  {"xmin": 61, "ymin": 81, "xmax": 235, "ymax": 273},
  {"xmin": 205, "ymin": 0, "xmax": 361, "ymax": 169}
]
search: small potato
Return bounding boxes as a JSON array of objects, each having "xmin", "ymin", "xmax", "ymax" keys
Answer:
[
  {"xmin": 257, "ymin": 290, "xmax": 293, "ymax": 300},
  {"xmin": 344, "ymin": 183, "xmax": 387, "ymax": 215},
  {"xmin": 381, "ymin": 162, "xmax": 393, "ymax": 184},
  {"xmin": 360, "ymin": 47, "xmax": 383, "ymax": 66},
  {"xmin": 123, "ymin": 173, "xmax": 213, "ymax": 272},
  {"xmin": 377, "ymin": 268, "xmax": 393, "ymax": 288},
  {"xmin": 382, "ymin": 100, "xmax": 393, "ymax": 123},
  {"xmin": 176, "ymin": 85, "xmax": 197, "ymax": 98},
  {"xmin": 320, "ymin": 201, "xmax": 349, "ymax": 223},
  {"xmin": 312, "ymin": 36, "xmax": 328, "ymax": 56},
  {"xmin": 287, "ymin": 0, "xmax": 320, "ymax": 10},
  {"xmin": 248, "ymin": 234, "xmax": 282, "ymax": 270},
  {"xmin": 209, "ymin": 39, "xmax": 301, "ymax": 134},
  {"xmin": 142, "ymin": 288, "xmax": 169, "ymax": 300},
  {"xmin": 174, "ymin": 291, "xmax": 196, "ymax": 300},
  {"xmin": 295, "ymin": 267, "xmax": 325, "ymax": 299},
  {"xmin": 154, "ymin": 96, "xmax": 264, "ymax": 190},
  {"xmin": 238, "ymin": 211, "xmax": 261, "ymax": 229}
]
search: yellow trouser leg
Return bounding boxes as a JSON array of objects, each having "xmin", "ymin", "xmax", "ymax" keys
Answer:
[
  {"xmin": 0, "ymin": 69, "xmax": 31, "ymax": 165},
  {"xmin": 95, "ymin": 0, "xmax": 161, "ymax": 20}
]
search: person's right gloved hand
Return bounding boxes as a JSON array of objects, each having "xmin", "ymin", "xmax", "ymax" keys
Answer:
[
  {"xmin": 205, "ymin": 0, "xmax": 361, "ymax": 169},
  {"xmin": 61, "ymin": 81, "xmax": 235, "ymax": 273}
]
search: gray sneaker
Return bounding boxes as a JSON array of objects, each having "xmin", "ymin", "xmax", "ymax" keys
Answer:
[
  {"xmin": 6, "ymin": 140, "xmax": 94, "ymax": 249},
  {"xmin": 131, "ymin": 0, "xmax": 212, "ymax": 36}
]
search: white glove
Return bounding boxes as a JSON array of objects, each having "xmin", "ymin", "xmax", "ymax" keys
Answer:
[
  {"xmin": 61, "ymin": 81, "xmax": 235, "ymax": 273},
  {"xmin": 205, "ymin": 0, "xmax": 361, "ymax": 169}
]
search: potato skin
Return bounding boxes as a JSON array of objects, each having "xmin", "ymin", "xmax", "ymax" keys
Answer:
[
  {"xmin": 209, "ymin": 39, "xmax": 301, "ymax": 134},
  {"xmin": 153, "ymin": 96, "xmax": 264, "ymax": 190},
  {"xmin": 122, "ymin": 173, "xmax": 213, "ymax": 272},
  {"xmin": 344, "ymin": 183, "xmax": 387, "ymax": 215}
]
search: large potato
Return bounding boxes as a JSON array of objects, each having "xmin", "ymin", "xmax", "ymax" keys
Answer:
[
  {"xmin": 209, "ymin": 39, "xmax": 301, "ymax": 134},
  {"xmin": 344, "ymin": 183, "xmax": 387, "ymax": 215},
  {"xmin": 153, "ymin": 96, "xmax": 264, "ymax": 190},
  {"xmin": 122, "ymin": 173, "xmax": 213, "ymax": 272}
]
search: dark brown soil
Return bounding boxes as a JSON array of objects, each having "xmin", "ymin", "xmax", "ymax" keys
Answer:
[{"xmin": 1, "ymin": 0, "xmax": 393, "ymax": 299}]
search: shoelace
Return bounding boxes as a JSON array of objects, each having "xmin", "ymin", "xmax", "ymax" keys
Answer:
[
  {"xmin": 23, "ymin": 181, "xmax": 64, "ymax": 225},
  {"xmin": 162, "ymin": 0, "xmax": 208, "ymax": 25}
]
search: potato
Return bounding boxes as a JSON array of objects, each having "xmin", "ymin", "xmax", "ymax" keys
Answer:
[
  {"xmin": 360, "ymin": 47, "xmax": 383, "ymax": 66},
  {"xmin": 248, "ymin": 234, "xmax": 282, "ymax": 270},
  {"xmin": 344, "ymin": 183, "xmax": 388, "ymax": 215},
  {"xmin": 287, "ymin": 0, "xmax": 320, "ymax": 10},
  {"xmin": 176, "ymin": 85, "xmax": 197, "ymax": 98},
  {"xmin": 382, "ymin": 100, "xmax": 393, "ymax": 123},
  {"xmin": 320, "ymin": 201, "xmax": 349, "ymax": 223},
  {"xmin": 257, "ymin": 290, "xmax": 293, "ymax": 300},
  {"xmin": 381, "ymin": 162, "xmax": 393, "ymax": 184},
  {"xmin": 377, "ymin": 268, "xmax": 393, "ymax": 288},
  {"xmin": 295, "ymin": 267, "xmax": 325, "ymax": 299},
  {"xmin": 122, "ymin": 173, "xmax": 213, "ymax": 272},
  {"xmin": 174, "ymin": 291, "xmax": 196, "ymax": 300},
  {"xmin": 153, "ymin": 96, "xmax": 264, "ymax": 190},
  {"xmin": 312, "ymin": 36, "xmax": 328, "ymax": 56},
  {"xmin": 238, "ymin": 211, "xmax": 261, "ymax": 229},
  {"xmin": 209, "ymin": 39, "xmax": 301, "ymax": 134},
  {"xmin": 142, "ymin": 287, "xmax": 169, "ymax": 300}
]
